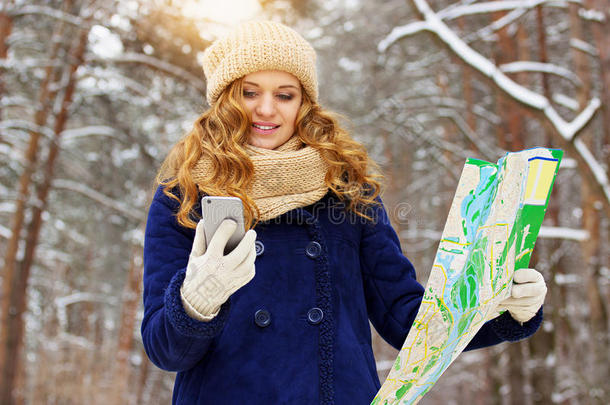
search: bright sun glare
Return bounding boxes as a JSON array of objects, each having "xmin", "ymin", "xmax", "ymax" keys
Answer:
[{"xmin": 181, "ymin": 0, "xmax": 261, "ymax": 25}]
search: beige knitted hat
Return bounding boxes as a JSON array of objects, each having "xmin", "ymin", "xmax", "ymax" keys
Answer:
[{"xmin": 202, "ymin": 20, "xmax": 318, "ymax": 105}]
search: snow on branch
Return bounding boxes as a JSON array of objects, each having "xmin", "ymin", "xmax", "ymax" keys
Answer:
[
  {"xmin": 538, "ymin": 226, "xmax": 589, "ymax": 241},
  {"xmin": 436, "ymin": 0, "xmax": 581, "ymax": 21},
  {"xmin": 384, "ymin": 10, "xmax": 541, "ymax": 107},
  {"xmin": 378, "ymin": 22, "xmax": 431, "ymax": 52},
  {"xmin": 572, "ymin": 138, "xmax": 610, "ymax": 202},
  {"xmin": 81, "ymin": 69, "xmax": 151, "ymax": 98},
  {"xmin": 380, "ymin": 0, "xmax": 608, "ymax": 208},
  {"xmin": 89, "ymin": 52, "xmax": 206, "ymax": 93},
  {"xmin": 52, "ymin": 179, "xmax": 145, "ymax": 222},
  {"xmin": 55, "ymin": 292, "xmax": 118, "ymax": 337},
  {"xmin": 61, "ymin": 125, "xmax": 119, "ymax": 142},
  {"xmin": 500, "ymin": 61, "xmax": 582, "ymax": 87},
  {"xmin": 58, "ymin": 332, "xmax": 94, "ymax": 350},
  {"xmin": 553, "ymin": 93, "xmax": 579, "ymax": 111},
  {"xmin": 55, "ymin": 292, "xmax": 116, "ymax": 309},
  {"xmin": 543, "ymin": 97, "xmax": 600, "ymax": 140},
  {"xmin": 7, "ymin": 4, "xmax": 86, "ymax": 27},
  {"xmin": 380, "ymin": 0, "xmax": 602, "ymax": 139},
  {"xmin": 464, "ymin": 8, "xmax": 527, "ymax": 43},
  {"xmin": 569, "ymin": 38, "xmax": 598, "ymax": 56},
  {"xmin": 0, "ymin": 224, "xmax": 10, "ymax": 239},
  {"xmin": 0, "ymin": 95, "xmax": 36, "ymax": 113},
  {"xmin": 578, "ymin": 7, "xmax": 606, "ymax": 22},
  {"xmin": 399, "ymin": 226, "xmax": 589, "ymax": 242},
  {"xmin": 0, "ymin": 119, "xmax": 55, "ymax": 139},
  {"xmin": 559, "ymin": 157, "xmax": 577, "ymax": 169},
  {"xmin": 400, "ymin": 228, "xmax": 442, "ymax": 241}
]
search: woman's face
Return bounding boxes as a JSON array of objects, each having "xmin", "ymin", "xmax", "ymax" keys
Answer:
[{"xmin": 241, "ymin": 70, "xmax": 302, "ymax": 150}]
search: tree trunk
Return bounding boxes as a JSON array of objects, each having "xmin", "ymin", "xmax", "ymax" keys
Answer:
[
  {"xmin": 506, "ymin": 341, "xmax": 526, "ymax": 405},
  {"xmin": 0, "ymin": 22, "xmax": 87, "ymax": 405},
  {"xmin": 588, "ymin": 0, "xmax": 610, "ymax": 151},
  {"xmin": 500, "ymin": 12, "xmax": 526, "ymax": 391},
  {"xmin": 0, "ymin": 16, "xmax": 67, "ymax": 402},
  {"xmin": 569, "ymin": 3, "xmax": 609, "ymax": 401},
  {"xmin": 511, "ymin": 23, "xmax": 531, "ymax": 151},
  {"xmin": 31, "ymin": 260, "xmax": 63, "ymax": 404},
  {"xmin": 0, "ymin": 8, "xmax": 12, "ymax": 139},
  {"xmin": 108, "ymin": 245, "xmax": 144, "ymax": 404},
  {"xmin": 535, "ymin": 6, "xmax": 551, "ymax": 106},
  {"xmin": 534, "ymin": 4, "xmax": 557, "ymax": 156},
  {"xmin": 569, "ymin": 4, "xmax": 591, "ymax": 108},
  {"xmin": 136, "ymin": 346, "xmax": 151, "ymax": 404},
  {"xmin": 492, "ymin": 11, "xmax": 522, "ymax": 152},
  {"xmin": 459, "ymin": 15, "xmax": 476, "ymax": 135}
]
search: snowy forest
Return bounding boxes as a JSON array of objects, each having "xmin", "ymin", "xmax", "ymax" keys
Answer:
[{"xmin": 0, "ymin": 0, "xmax": 608, "ymax": 403}]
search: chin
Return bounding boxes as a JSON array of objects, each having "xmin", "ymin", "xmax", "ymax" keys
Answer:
[
  {"xmin": 248, "ymin": 137, "xmax": 274, "ymax": 150},
  {"xmin": 248, "ymin": 137, "xmax": 286, "ymax": 149}
]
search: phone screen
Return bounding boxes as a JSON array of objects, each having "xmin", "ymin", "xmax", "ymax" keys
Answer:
[{"xmin": 201, "ymin": 196, "xmax": 246, "ymax": 254}]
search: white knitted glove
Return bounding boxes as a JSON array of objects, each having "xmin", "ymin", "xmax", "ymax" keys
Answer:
[
  {"xmin": 180, "ymin": 219, "xmax": 257, "ymax": 321},
  {"xmin": 497, "ymin": 268, "xmax": 547, "ymax": 323}
]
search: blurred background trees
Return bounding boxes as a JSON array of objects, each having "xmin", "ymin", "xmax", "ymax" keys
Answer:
[{"xmin": 0, "ymin": 0, "xmax": 607, "ymax": 403}]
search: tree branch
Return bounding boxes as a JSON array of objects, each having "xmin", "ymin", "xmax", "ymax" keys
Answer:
[
  {"xmin": 7, "ymin": 5, "xmax": 86, "ymax": 27},
  {"xmin": 51, "ymin": 179, "xmax": 145, "ymax": 222},
  {"xmin": 88, "ymin": 52, "xmax": 206, "ymax": 93},
  {"xmin": 379, "ymin": 0, "xmax": 609, "ymax": 214},
  {"xmin": 437, "ymin": 0, "xmax": 581, "ymax": 21}
]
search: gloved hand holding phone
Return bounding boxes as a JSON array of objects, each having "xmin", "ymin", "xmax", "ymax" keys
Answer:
[{"xmin": 181, "ymin": 219, "xmax": 257, "ymax": 321}]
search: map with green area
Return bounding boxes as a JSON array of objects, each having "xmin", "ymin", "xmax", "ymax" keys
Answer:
[{"xmin": 372, "ymin": 148, "xmax": 563, "ymax": 405}]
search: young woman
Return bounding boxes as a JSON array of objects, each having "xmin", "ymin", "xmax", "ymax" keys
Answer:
[{"xmin": 140, "ymin": 20, "xmax": 547, "ymax": 404}]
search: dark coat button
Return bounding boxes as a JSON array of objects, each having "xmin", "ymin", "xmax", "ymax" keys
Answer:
[
  {"xmin": 255, "ymin": 240, "xmax": 264, "ymax": 256},
  {"xmin": 254, "ymin": 309, "xmax": 271, "ymax": 327},
  {"xmin": 305, "ymin": 241, "xmax": 322, "ymax": 258},
  {"xmin": 307, "ymin": 307, "xmax": 324, "ymax": 325}
]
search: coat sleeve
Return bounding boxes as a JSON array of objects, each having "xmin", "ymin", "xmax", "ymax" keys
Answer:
[
  {"xmin": 359, "ymin": 199, "xmax": 425, "ymax": 350},
  {"xmin": 464, "ymin": 307, "xmax": 543, "ymax": 351},
  {"xmin": 140, "ymin": 185, "xmax": 230, "ymax": 372},
  {"xmin": 360, "ymin": 198, "xmax": 542, "ymax": 351}
]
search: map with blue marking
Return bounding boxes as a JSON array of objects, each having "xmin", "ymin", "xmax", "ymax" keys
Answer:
[{"xmin": 372, "ymin": 148, "xmax": 562, "ymax": 405}]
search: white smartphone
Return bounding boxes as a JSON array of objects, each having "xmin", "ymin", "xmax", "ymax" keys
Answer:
[{"xmin": 201, "ymin": 196, "xmax": 246, "ymax": 254}]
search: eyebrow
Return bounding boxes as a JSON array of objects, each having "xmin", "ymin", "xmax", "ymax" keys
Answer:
[{"xmin": 243, "ymin": 81, "xmax": 300, "ymax": 90}]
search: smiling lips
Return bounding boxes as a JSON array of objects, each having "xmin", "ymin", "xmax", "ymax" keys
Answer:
[{"xmin": 252, "ymin": 122, "xmax": 280, "ymax": 134}]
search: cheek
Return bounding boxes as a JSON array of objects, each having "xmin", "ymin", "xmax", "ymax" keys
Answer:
[
  {"xmin": 285, "ymin": 104, "xmax": 300, "ymax": 126},
  {"xmin": 242, "ymin": 101, "xmax": 255, "ymax": 116}
]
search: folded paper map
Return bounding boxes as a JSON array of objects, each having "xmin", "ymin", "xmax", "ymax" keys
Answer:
[{"xmin": 372, "ymin": 148, "xmax": 563, "ymax": 405}]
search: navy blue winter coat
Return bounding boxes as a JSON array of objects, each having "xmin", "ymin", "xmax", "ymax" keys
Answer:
[{"xmin": 141, "ymin": 185, "xmax": 542, "ymax": 404}]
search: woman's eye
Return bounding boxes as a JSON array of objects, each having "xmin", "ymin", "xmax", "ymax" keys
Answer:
[
  {"xmin": 243, "ymin": 90, "xmax": 257, "ymax": 98},
  {"xmin": 277, "ymin": 93, "xmax": 293, "ymax": 101}
]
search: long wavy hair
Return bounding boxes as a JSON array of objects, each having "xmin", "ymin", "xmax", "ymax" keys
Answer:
[{"xmin": 155, "ymin": 77, "xmax": 383, "ymax": 230}]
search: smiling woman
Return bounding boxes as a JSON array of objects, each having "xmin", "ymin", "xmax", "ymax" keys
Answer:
[
  {"xmin": 241, "ymin": 70, "xmax": 303, "ymax": 150},
  {"xmin": 180, "ymin": 0, "xmax": 261, "ymax": 24},
  {"xmin": 140, "ymin": 19, "xmax": 546, "ymax": 405}
]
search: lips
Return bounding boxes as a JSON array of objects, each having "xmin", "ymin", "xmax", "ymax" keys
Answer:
[
  {"xmin": 252, "ymin": 122, "xmax": 280, "ymax": 134},
  {"xmin": 253, "ymin": 122, "xmax": 280, "ymax": 130}
]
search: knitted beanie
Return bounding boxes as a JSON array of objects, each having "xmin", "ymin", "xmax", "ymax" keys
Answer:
[{"xmin": 201, "ymin": 20, "xmax": 318, "ymax": 105}]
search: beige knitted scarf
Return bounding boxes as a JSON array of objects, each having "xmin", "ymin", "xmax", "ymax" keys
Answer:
[{"xmin": 192, "ymin": 136, "xmax": 329, "ymax": 221}]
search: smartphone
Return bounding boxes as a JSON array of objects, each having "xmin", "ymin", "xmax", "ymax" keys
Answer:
[{"xmin": 201, "ymin": 196, "xmax": 246, "ymax": 254}]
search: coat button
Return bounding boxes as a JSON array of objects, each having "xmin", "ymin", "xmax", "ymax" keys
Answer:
[
  {"xmin": 254, "ymin": 309, "xmax": 271, "ymax": 327},
  {"xmin": 255, "ymin": 240, "xmax": 264, "ymax": 256},
  {"xmin": 307, "ymin": 307, "xmax": 324, "ymax": 325},
  {"xmin": 305, "ymin": 241, "xmax": 322, "ymax": 259}
]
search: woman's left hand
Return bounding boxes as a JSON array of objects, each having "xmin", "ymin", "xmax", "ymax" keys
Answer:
[{"xmin": 498, "ymin": 268, "xmax": 547, "ymax": 323}]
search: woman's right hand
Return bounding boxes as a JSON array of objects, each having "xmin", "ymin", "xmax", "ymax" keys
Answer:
[{"xmin": 180, "ymin": 219, "xmax": 257, "ymax": 321}]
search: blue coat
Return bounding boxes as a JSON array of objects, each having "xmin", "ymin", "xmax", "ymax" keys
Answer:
[{"xmin": 141, "ymin": 186, "xmax": 542, "ymax": 404}]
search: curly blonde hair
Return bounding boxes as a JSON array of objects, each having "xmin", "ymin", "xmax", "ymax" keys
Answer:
[{"xmin": 155, "ymin": 77, "xmax": 383, "ymax": 230}]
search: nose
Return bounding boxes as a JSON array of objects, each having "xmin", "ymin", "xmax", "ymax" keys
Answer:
[{"xmin": 255, "ymin": 93, "xmax": 276, "ymax": 117}]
